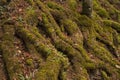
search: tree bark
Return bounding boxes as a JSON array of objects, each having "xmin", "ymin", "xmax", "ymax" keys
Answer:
[{"xmin": 82, "ymin": 0, "xmax": 93, "ymax": 17}]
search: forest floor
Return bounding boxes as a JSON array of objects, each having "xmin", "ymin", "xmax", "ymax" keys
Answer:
[{"xmin": 0, "ymin": 0, "xmax": 120, "ymax": 80}]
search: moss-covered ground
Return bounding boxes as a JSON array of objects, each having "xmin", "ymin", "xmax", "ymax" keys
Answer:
[{"xmin": 0, "ymin": 0, "xmax": 120, "ymax": 80}]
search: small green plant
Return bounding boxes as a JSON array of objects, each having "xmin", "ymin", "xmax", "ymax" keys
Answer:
[
  {"xmin": 18, "ymin": 74, "xmax": 25, "ymax": 80},
  {"xmin": 18, "ymin": 73, "xmax": 32, "ymax": 80}
]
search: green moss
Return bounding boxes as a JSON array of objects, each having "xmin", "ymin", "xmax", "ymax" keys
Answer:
[
  {"xmin": 55, "ymin": 40, "xmax": 93, "ymax": 70},
  {"xmin": 50, "ymin": 9, "xmax": 67, "ymax": 25},
  {"xmin": 101, "ymin": 71, "xmax": 110, "ymax": 80},
  {"xmin": 1, "ymin": 0, "xmax": 120, "ymax": 79},
  {"xmin": 67, "ymin": 0, "xmax": 77, "ymax": 10},
  {"xmin": 89, "ymin": 44, "xmax": 117, "ymax": 66},
  {"xmin": 84, "ymin": 63, "xmax": 96, "ymax": 69},
  {"xmin": 15, "ymin": 25, "xmax": 70, "ymax": 79},
  {"xmin": 59, "ymin": 71, "xmax": 67, "ymax": 80},
  {"xmin": 47, "ymin": 1, "xmax": 64, "ymax": 11},
  {"xmin": 16, "ymin": 26, "xmax": 52, "ymax": 58},
  {"xmin": 103, "ymin": 20, "xmax": 120, "ymax": 32},
  {"xmin": 0, "ymin": 24, "xmax": 23, "ymax": 80},
  {"xmin": 25, "ymin": 6, "xmax": 38, "ymax": 26},
  {"xmin": 77, "ymin": 15, "xmax": 93, "ymax": 27},
  {"xmin": 41, "ymin": 13, "xmax": 55, "ymax": 36},
  {"xmin": 93, "ymin": 0, "xmax": 109, "ymax": 18},
  {"xmin": 26, "ymin": 58, "xmax": 34, "ymax": 66},
  {"xmin": 97, "ymin": 8, "xmax": 109, "ymax": 18},
  {"xmin": 35, "ymin": 50, "xmax": 69, "ymax": 80},
  {"xmin": 61, "ymin": 19, "xmax": 78, "ymax": 35},
  {"xmin": 36, "ymin": 44, "xmax": 52, "ymax": 57}
]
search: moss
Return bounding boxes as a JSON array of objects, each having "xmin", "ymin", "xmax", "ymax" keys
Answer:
[
  {"xmin": 61, "ymin": 19, "xmax": 78, "ymax": 35},
  {"xmin": 35, "ymin": 0, "xmax": 67, "ymax": 39},
  {"xmin": 15, "ymin": 23, "xmax": 71, "ymax": 79},
  {"xmin": 108, "ymin": 9, "xmax": 117, "ymax": 19},
  {"xmin": 1, "ymin": 0, "xmax": 120, "ymax": 79},
  {"xmin": 25, "ymin": 6, "xmax": 38, "ymax": 26},
  {"xmin": 101, "ymin": 71, "xmax": 110, "ymax": 80},
  {"xmin": 36, "ymin": 44, "xmax": 52, "ymax": 57},
  {"xmin": 77, "ymin": 15, "xmax": 93, "ymax": 27},
  {"xmin": 78, "ymin": 46, "xmax": 92, "ymax": 62},
  {"xmin": 103, "ymin": 20, "xmax": 120, "ymax": 32},
  {"xmin": 80, "ymin": 22, "xmax": 120, "ymax": 67},
  {"xmin": 46, "ymin": 1, "xmax": 64, "ymax": 11},
  {"xmin": 117, "ymin": 11, "xmax": 120, "ymax": 22},
  {"xmin": 0, "ymin": 24, "xmax": 23, "ymax": 80},
  {"xmin": 54, "ymin": 39, "xmax": 95, "ymax": 75},
  {"xmin": 37, "ymin": 10, "xmax": 58, "ymax": 38},
  {"xmin": 59, "ymin": 71, "xmax": 67, "ymax": 80},
  {"xmin": 55, "ymin": 40, "xmax": 87, "ymax": 65},
  {"xmin": 97, "ymin": 0, "xmax": 120, "ymax": 21},
  {"xmin": 35, "ymin": 50, "xmax": 69, "ymax": 80},
  {"xmin": 26, "ymin": 58, "xmax": 34, "ymax": 66},
  {"xmin": 93, "ymin": 0, "xmax": 109, "ymax": 18},
  {"xmin": 97, "ymin": 8, "xmax": 109, "ymax": 18},
  {"xmin": 50, "ymin": 9, "xmax": 67, "ymax": 25},
  {"xmin": 67, "ymin": 0, "xmax": 77, "ymax": 10},
  {"xmin": 15, "ymin": 25, "xmax": 70, "ymax": 80},
  {"xmin": 84, "ymin": 63, "xmax": 96, "ymax": 69},
  {"xmin": 89, "ymin": 44, "xmax": 117, "ymax": 66},
  {"xmin": 16, "ymin": 26, "xmax": 52, "ymax": 58}
]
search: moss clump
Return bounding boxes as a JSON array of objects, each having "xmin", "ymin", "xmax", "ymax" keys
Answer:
[
  {"xmin": 84, "ymin": 63, "xmax": 96, "ymax": 69},
  {"xmin": 93, "ymin": 0, "xmax": 109, "ymax": 18},
  {"xmin": 0, "ymin": 0, "xmax": 120, "ymax": 79},
  {"xmin": 35, "ymin": 53, "xmax": 69, "ymax": 80},
  {"xmin": 67, "ymin": 0, "xmax": 77, "ymax": 10},
  {"xmin": 101, "ymin": 71, "xmax": 110, "ymax": 80},
  {"xmin": 25, "ymin": 6, "xmax": 38, "ymax": 26},
  {"xmin": 61, "ymin": 19, "xmax": 78, "ymax": 35},
  {"xmin": 97, "ymin": 8, "xmax": 109, "ymax": 18},
  {"xmin": 0, "ymin": 24, "xmax": 23, "ymax": 80},
  {"xmin": 77, "ymin": 15, "xmax": 93, "ymax": 27},
  {"xmin": 46, "ymin": 1, "xmax": 64, "ymax": 11},
  {"xmin": 26, "ymin": 58, "xmax": 34, "ymax": 66},
  {"xmin": 41, "ymin": 13, "xmax": 55, "ymax": 35},
  {"xmin": 49, "ymin": 8, "xmax": 67, "ymax": 26},
  {"xmin": 16, "ymin": 26, "xmax": 52, "ymax": 58},
  {"xmin": 103, "ymin": 20, "xmax": 120, "ymax": 32}
]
